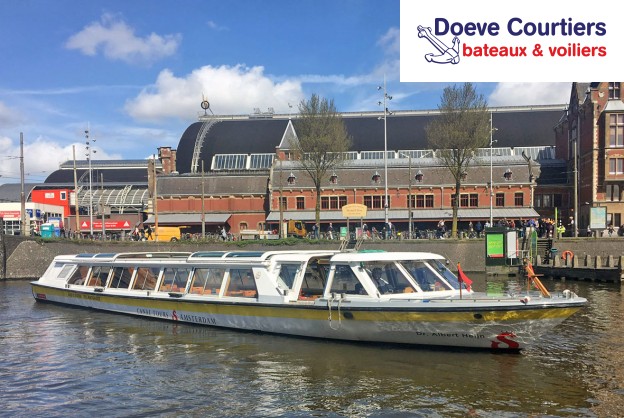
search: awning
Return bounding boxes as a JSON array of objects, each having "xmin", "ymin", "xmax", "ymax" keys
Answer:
[
  {"xmin": 266, "ymin": 208, "xmax": 539, "ymax": 222},
  {"xmin": 144, "ymin": 213, "xmax": 231, "ymax": 225}
]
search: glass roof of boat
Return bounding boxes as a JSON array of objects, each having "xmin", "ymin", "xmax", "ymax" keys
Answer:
[{"xmin": 189, "ymin": 251, "xmax": 229, "ymax": 258}]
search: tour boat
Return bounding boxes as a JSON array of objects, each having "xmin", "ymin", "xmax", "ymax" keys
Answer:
[{"xmin": 31, "ymin": 249, "xmax": 587, "ymax": 351}]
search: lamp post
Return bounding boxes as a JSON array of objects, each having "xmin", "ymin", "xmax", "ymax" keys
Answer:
[
  {"xmin": 378, "ymin": 76, "xmax": 392, "ymax": 238},
  {"xmin": 489, "ymin": 117, "xmax": 498, "ymax": 227},
  {"xmin": 399, "ymin": 152, "xmax": 413, "ymax": 238},
  {"xmin": 85, "ymin": 126, "xmax": 95, "ymax": 238}
]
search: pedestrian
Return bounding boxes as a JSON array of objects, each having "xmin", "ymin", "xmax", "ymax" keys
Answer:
[
  {"xmin": 327, "ymin": 222, "xmax": 334, "ymax": 240},
  {"xmin": 437, "ymin": 219, "xmax": 445, "ymax": 238},
  {"xmin": 145, "ymin": 224, "xmax": 153, "ymax": 240},
  {"xmin": 132, "ymin": 226, "xmax": 140, "ymax": 241},
  {"xmin": 221, "ymin": 226, "xmax": 228, "ymax": 241}
]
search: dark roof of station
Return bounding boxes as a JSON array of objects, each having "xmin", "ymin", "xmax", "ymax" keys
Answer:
[
  {"xmin": 0, "ymin": 183, "xmax": 38, "ymax": 203},
  {"xmin": 176, "ymin": 119, "xmax": 290, "ymax": 175},
  {"xmin": 44, "ymin": 168, "xmax": 149, "ymax": 185},
  {"xmin": 175, "ymin": 105, "xmax": 564, "ymax": 174}
]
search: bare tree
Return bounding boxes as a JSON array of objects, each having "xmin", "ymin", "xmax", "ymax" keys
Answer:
[
  {"xmin": 426, "ymin": 83, "xmax": 490, "ymax": 238},
  {"xmin": 291, "ymin": 94, "xmax": 352, "ymax": 229}
]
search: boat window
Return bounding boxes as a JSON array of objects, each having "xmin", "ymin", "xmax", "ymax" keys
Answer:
[
  {"xmin": 133, "ymin": 267, "xmax": 160, "ymax": 290},
  {"xmin": 362, "ymin": 262, "xmax": 416, "ymax": 294},
  {"xmin": 190, "ymin": 268, "xmax": 225, "ymax": 295},
  {"xmin": 67, "ymin": 266, "xmax": 90, "ymax": 285},
  {"xmin": 330, "ymin": 265, "xmax": 365, "ymax": 295},
  {"xmin": 299, "ymin": 261, "xmax": 327, "ymax": 300},
  {"xmin": 224, "ymin": 268, "xmax": 257, "ymax": 298},
  {"xmin": 85, "ymin": 266, "xmax": 110, "ymax": 287},
  {"xmin": 58, "ymin": 264, "xmax": 76, "ymax": 280},
  {"xmin": 276, "ymin": 264, "xmax": 300, "ymax": 290},
  {"xmin": 109, "ymin": 267, "xmax": 135, "ymax": 289},
  {"xmin": 159, "ymin": 268, "xmax": 192, "ymax": 292},
  {"xmin": 429, "ymin": 260, "xmax": 459, "ymax": 290},
  {"xmin": 400, "ymin": 260, "xmax": 450, "ymax": 291}
]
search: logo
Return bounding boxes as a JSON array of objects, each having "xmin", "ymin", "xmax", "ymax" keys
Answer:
[
  {"xmin": 417, "ymin": 25, "xmax": 460, "ymax": 64},
  {"xmin": 400, "ymin": 0, "xmax": 621, "ymax": 82}
]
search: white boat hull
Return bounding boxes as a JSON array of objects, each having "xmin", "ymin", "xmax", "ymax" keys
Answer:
[{"xmin": 32, "ymin": 284, "xmax": 581, "ymax": 350}]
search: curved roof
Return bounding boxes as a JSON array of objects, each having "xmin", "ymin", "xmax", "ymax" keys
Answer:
[
  {"xmin": 45, "ymin": 168, "xmax": 149, "ymax": 184},
  {"xmin": 175, "ymin": 106, "xmax": 564, "ymax": 174},
  {"xmin": 176, "ymin": 119, "xmax": 290, "ymax": 174}
]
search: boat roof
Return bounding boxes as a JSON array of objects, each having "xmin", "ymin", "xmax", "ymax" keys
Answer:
[
  {"xmin": 329, "ymin": 251, "xmax": 446, "ymax": 263},
  {"xmin": 57, "ymin": 249, "xmax": 445, "ymax": 264}
]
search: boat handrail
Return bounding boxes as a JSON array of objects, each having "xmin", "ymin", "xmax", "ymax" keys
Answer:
[{"xmin": 113, "ymin": 252, "xmax": 192, "ymax": 260}]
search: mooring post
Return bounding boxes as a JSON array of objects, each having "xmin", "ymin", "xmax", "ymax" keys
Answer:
[
  {"xmin": 0, "ymin": 217, "xmax": 6, "ymax": 279},
  {"xmin": 595, "ymin": 255, "xmax": 602, "ymax": 269}
]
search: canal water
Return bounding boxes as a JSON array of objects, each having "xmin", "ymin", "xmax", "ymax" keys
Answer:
[{"xmin": 1, "ymin": 277, "xmax": 623, "ymax": 417}]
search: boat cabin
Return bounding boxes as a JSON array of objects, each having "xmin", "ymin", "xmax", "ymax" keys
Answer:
[{"xmin": 41, "ymin": 250, "xmax": 469, "ymax": 303}]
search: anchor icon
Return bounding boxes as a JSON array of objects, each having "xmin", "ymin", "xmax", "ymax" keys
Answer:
[{"xmin": 417, "ymin": 25, "xmax": 460, "ymax": 64}]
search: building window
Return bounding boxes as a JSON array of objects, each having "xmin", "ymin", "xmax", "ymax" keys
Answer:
[
  {"xmin": 469, "ymin": 193, "xmax": 478, "ymax": 207},
  {"xmin": 60, "ymin": 191, "xmax": 67, "ymax": 200},
  {"xmin": 609, "ymin": 114, "xmax": 624, "ymax": 147},
  {"xmin": 606, "ymin": 184, "xmax": 621, "ymax": 201},
  {"xmin": 296, "ymin": 197, "xmax": 305, "ymax": 209},
  {"xmin": 495, "ymin": 193, "xmax": 505, "ymax": 207},
  {"xmin": 514, "ymin": 192, "xmax": 524, "ymax": 206},
  {"xmin": 609, "ymin": 158, "xmax": 624, "ymax": 174},
  {"xmin": 451, "ymin": 193, "xmax": 479, "ymax": 208},
  {"xmin": 609, "ymin": 82, "xmax": 621, "ymax": 100},
  {"xmin": 363, "ymin": 195, "xmax": 387, "ymax": 209},
  {"xmin": 614, "ymin": 213, "xmax": 622, "ymax": 227},
  {"xmin": 414, "ymin": 194, "xmax": 434, "ymax": 208},
  {"xmin": 239, "ymin": 222, "xmax": 248, "ymax": 230},
  {"xmin": 321, "ymin": 195, "xmax": 347, "ymax": 210},
  {"xmin": 287, "ymin": 172, "xmax": 296, "ymax": 185},
  {"xmin": 280, "ymin": 197, "xmax": 287, "ymax": 210}
]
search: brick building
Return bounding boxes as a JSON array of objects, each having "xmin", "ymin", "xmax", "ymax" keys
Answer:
[
  {"xmin": 555, "ymin": 82, "xmax": 624, "ymax": 233},
  {"xmin": 151, "ymin": 105, "xmax": 565, "ymax": 235}
]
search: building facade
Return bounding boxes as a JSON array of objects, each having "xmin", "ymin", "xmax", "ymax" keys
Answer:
[{"xmin": 555, "ymin": 82, "xmax": 624, "ymax": 233}]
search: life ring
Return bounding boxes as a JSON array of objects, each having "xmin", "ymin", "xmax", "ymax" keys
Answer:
[{"xmin": 561, "ymin": 250, "xmax": 574, "ymax": 261}]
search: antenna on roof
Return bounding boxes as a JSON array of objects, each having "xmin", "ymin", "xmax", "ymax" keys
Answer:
[{"xmin": 200, "ymin": 94, "xmax": 213, "ymax": 116}]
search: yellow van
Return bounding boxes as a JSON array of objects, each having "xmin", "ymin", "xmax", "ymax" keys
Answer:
[{"xmin": 146, "ymin": 226, "xmax": 183, "ymax": 242}]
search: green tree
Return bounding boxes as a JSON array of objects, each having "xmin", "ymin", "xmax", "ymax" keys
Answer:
[
  {"xmin": 291, "ymin": 94, "xmax": 352, "ymax": 231},
  {"xmin": 426, "ymin": 83, "xmax": 490, "ymax": 238}
]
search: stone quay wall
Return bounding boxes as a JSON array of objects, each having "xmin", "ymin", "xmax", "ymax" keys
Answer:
[{"xmin": 1, "ymin": 234, "xmax": 623, "ymax": 280}]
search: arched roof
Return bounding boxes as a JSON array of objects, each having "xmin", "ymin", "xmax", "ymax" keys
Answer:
[{"xmin": 174, "ymin": 105, "xmax": 564, "ymax": 174}]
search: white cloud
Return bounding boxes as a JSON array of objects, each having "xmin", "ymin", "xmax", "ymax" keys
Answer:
[
  {"xmin": 0, "ymin": 135, "xmax": 120, "ymax": 185},
  {"xmin": 489, "ymin": 83, "xmax": 570, "ymax": 106},
  {"xmin": 125, "ymin": 65, "xmax": 305, "ymax": 121},
  {"xmin": 206, "ymin": 20, "xmax": 227, "ymax": 31},
  {"xmin": 65, "ymin": 13, "xmax": 181, "ymax": 65},
  {"xmin": 0, "ymin": 101, "xmax": 23, "ymax": 127}
]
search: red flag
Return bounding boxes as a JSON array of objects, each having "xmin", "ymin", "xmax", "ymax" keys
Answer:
[{"xmin": 457, "ymin": 263, "xmax": 473, "ymax": 291}]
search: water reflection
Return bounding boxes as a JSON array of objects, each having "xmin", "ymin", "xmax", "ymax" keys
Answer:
[{"xmin": 1, "ymin": 278, "xmax": 623, "ymax": 416}]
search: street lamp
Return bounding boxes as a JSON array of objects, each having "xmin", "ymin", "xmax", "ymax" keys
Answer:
[
  {"xmin": 489, "ymin": 116, "xmax": 498, "ymax": 227},
  {"xmin": 378, "ymin": 76, "xmax": 392, "ymax": 238},
  {"xmin": 85, "ymin": 126, "xmax": 96, "ymax": 238},
  {"xmin": 399, "ymin": 152, "xmax": 413, "ymax": 238}
]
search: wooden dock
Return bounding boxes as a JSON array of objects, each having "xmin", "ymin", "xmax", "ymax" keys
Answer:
[{"xmin": 532, "ymin": 254, "xmax": 624, "ymax": 284}]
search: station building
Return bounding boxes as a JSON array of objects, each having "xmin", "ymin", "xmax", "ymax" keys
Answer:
[
  {"xmin": 150, "ymin": 104, "xmax": 564, "ymax": 235},
  {"xmin": 5, "ymin": 81, "xmax": 623, "ymax": 237}
]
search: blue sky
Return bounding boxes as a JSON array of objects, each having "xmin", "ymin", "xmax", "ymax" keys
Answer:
[{"xmin": 0, "ymin": 1, "xmax": 570, "ymax": 184}]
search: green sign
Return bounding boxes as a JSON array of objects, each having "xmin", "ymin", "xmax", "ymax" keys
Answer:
[
  {"xmin": 340, "ymin": 226, "xmax": 348, "ymax": 238},
  {"xmin": 486, "ymin": 234, "xmax": 504, "ymax": 258}
]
